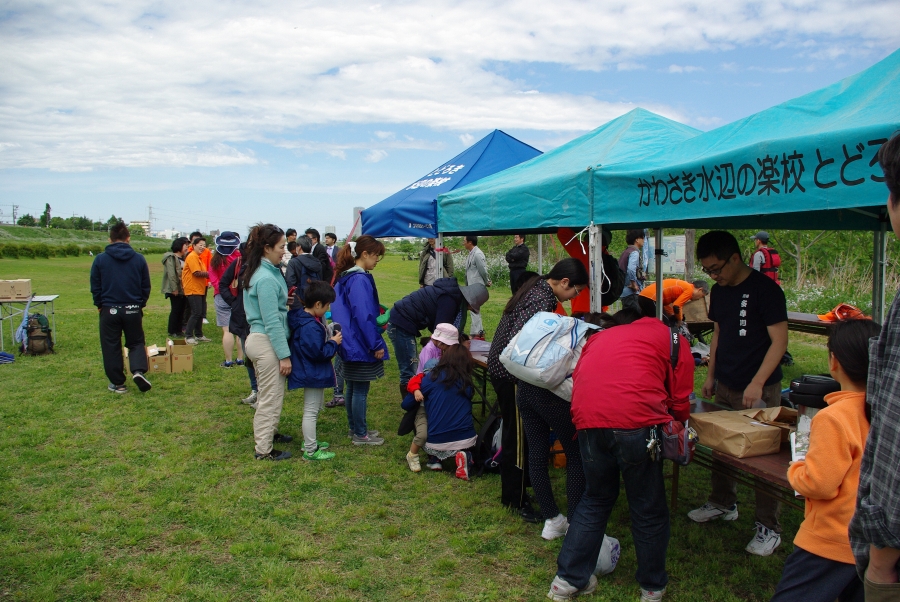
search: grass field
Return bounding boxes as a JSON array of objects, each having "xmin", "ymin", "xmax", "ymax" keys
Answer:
[{"xmin": 0, "ymin": 255, "xmax": 831, "ymax": 601}]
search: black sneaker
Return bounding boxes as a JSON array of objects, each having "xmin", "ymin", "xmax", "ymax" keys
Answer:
[
  {"xmin": 519, "ymin": 504, "xmax": 543, "ymax": 524},
  {"xmin": 273, "ymin": 433, "xmax": 293, "ymax": 443},
  {"xmin": 255, "ymin": 449, "xmax": 292, "ymax": 461},
  {"xmin": 132, "ymin": 372, "xmax": 152, "ymax": 392}
]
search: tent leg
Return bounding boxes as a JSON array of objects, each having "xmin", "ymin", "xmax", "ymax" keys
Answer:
[
  {"xmin": 655, "ymin": 228, "xmax": 664, "ymax": 321},
  {"xmin": 873, "ymin": 225, "xmax": 887, "ymax": 324},
  {"xmin": 589, "ymin": 224, "xmax": 604, "ymax": 314},
  {"xmin": 538, "ymin": 234, "xmax": 543, "ymax": 275}
]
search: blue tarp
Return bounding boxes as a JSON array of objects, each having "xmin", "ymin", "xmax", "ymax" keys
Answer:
[
  {"xmin": 592, "ymin": 49, "xmax": 900, "ymax": 232},
  {"xmin": 360, "ymin": 130, "xmax": 541, "ymax": 238},
  {"xmin": 437, "ymin": 109, "xmax": 701, "ymax": 235}
]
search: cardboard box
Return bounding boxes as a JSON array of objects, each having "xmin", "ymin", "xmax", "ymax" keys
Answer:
[
  {"xmin": 683, "ymin": 297, "xmax": 709, "ymax": 322},
  {"xmin": 124, "ymin": 344, "xmax": 172, "ymax": 375},
  {"xmin": 0, "ymin": 280, "xmax": 13, "ymax": 300},
  {"xmin": 167, "ymin": 338, "xmax": 194, "ymax": 373},
  {"xmin": 690, "ymin": 410, "xmax": 783, "ymax": 458},
  {"xmin": 11, "ymin": 279, "xmax": 32, "ymax": 299},
  {"xmin": 737, "ymin": 406, "xmax": 798, "ymax": 443}
]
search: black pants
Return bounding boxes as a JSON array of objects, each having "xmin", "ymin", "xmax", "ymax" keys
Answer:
[
  {"xmin": 201, "ymin": 288, "xmax": 209, "ymax": 319},
  {"xmin": 492, "ymin": 378, "xmax": 530, "ymax": 508},
  {"xmin": 771, "ymin": 546, "xmax": 863, "ymax": 602},
  {"xmin": 167, "ymin": 294, "xmax": 187, "ymax": 335},
  {"xmin": 510, "ymin": 269, "xmax": 525, "ymax": 294},
  {"xmin": 185, "ymin": 294, "xmax": 204, "ymax": 338},
  {"xmin": 99, "ymin": 305, "xmax": 147, "ymax": 386}
]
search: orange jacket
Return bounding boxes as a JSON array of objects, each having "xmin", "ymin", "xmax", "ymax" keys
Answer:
[
  {"xmin": 639, "ymin": 279, "xmax": 694, "ymax": 320},
  {"xmin": 788, "ymin": 390, "xmax": 869, "ymax": 564},
  {"xmin": 557, "ymin": 227, "xmax": 605, "ymax": 315}
]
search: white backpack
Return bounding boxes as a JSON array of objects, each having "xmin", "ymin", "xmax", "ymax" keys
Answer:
[{"xmin": 499, "ymin": 312, "xmax": 599, "ymax": 397}]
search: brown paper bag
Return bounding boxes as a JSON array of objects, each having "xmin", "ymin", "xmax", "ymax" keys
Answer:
[
  {"xmin": 689, "ymin": 411, "xmax": 782, "ymax": 458},
  {"xmin": 737, "ymin": 407, "xmax": 798, "ymax": 442}
]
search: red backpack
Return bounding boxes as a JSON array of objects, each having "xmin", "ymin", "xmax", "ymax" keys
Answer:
[{"xmin": 756, "ymin": 247, "xmax": 781, "ymax": 285}]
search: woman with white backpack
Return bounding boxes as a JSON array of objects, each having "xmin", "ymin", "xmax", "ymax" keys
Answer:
[{"xmin": 487, "ymin": 258, "xmax": 589, "ymax": 539}]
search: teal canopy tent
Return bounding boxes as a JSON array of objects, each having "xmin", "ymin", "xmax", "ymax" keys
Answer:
[
  {"xmin": 436, "ymin": 108, "xmax": 701, "ymax": 235},
  {"xmin": 593, "ymin": 49, "xmax": 900, "ymax": 232}
]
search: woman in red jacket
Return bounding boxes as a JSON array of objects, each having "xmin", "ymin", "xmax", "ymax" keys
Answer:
[{"xmin": 548, "ymin": 308, "xmax": 694, "ymax": 602}]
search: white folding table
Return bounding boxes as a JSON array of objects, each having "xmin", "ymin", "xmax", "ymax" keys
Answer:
[{"xmin": 0, "ymin": 295, "xmax": 59, "ymax": 352}]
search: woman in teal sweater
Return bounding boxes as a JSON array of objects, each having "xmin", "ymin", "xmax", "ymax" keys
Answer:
[{"xmin": 243, "ymin": 224, "xmax": 293, "ymax": 461}]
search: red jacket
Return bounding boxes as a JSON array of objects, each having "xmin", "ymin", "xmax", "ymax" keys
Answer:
[{"xmin": 571, "ymin": 317, "xmax": 693, "ymax": 429}]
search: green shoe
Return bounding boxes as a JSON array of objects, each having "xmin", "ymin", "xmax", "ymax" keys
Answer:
[
  {"xmin": 317, "ymin": 441, "xmax": 330, "ymax": 450},
  {"xmin": 303, "ymin": 449, "xmax": 336, "ymax": 461}
]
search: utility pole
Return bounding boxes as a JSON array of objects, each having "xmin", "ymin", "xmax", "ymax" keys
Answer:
[
  {"xmin": 12, "ymin": 205, "xmax": 18, "ymax": 223},
  {"xmin": 148, "ymin": 203, "xmax": 153, "ymax": 234}
]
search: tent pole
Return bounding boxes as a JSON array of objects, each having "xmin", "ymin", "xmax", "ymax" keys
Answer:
[
  {"xmin": 589, "ymin": 224, "xmax": 604, "ymax": 313},
  {"xmin": 873, "ymin": 224, "xmax": 887, "ymax": 324},
  {"xmin": 538, "ymin": 234, "xmax": 543, "ymax": 274},
  {"xmin": 655, "ymin": 228, "xmax": 664, "ymax": 321},
  {"xmin": 437, "ymin": 232, "xmax": 445, "ymax": 279}
]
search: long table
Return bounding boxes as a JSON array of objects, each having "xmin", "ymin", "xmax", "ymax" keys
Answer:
[
  {"xmin": 671, "ymin": 400, "xmax": 803, "ymax": 512},
  {"xmin": 686, "ymin": 311, "xmax": 835, "ymax": 339},
  {"xmin": 470, "ymin": 349, "xmax": 499, "ymax": 419}
]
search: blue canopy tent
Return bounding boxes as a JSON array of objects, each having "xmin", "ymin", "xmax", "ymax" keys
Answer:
[
  {"xmin": 360, "ymin": 130, "xmax": 541, "ymax": 239},
  {"xmin": 437, "ymin": 108, "xmax": 701, "ymax": 235},
  {"xmin": 590, "ymin": 49, "xmax": 900, "ymax": 320}
]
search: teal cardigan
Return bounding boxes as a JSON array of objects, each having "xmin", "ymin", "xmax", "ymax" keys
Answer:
[{"xmin": 243, "ymin": 258, "xmax": 290, "ymax": 360}]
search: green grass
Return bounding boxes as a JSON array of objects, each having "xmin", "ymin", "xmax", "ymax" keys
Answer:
[
  {"xmin": 0, "ymin": 225, "xmax": 171, "ymax": 253},
  {"xmin": 0, "ymin": 255, "xmax": 830, "ymax": 601}
]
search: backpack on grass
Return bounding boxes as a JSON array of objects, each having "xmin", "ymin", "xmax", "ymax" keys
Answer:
[{"xmin": 21, "ymin": 313, "xmax": 54, "ymax": 355}]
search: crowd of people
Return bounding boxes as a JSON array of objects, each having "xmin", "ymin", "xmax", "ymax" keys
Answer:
[{"xmin": 87, "ymin": 134, "xmax": 900, "ymax": 601}]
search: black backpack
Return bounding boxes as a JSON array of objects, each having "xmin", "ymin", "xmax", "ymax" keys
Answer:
[
  {"xmin": 473, "ymin": 413, "xmax": 503, "ymax": 476},
  {"xmin": 599, "ymin": 252, "xmax": 626, "ymax": 307},
  {"xmin": 21, "ymin": 313, "xmax": 54, "ymax": 355}
]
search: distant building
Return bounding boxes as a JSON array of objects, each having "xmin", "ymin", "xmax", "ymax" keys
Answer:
[
  {"xmin": 155, "ymin": 229, "xmax": 182, "ymax": 240},
  {"xmin": 349, "ymin": 207, "xmax": 364, "ymax": 239},
  {"xmin": 128, "ymin": 221, "xmax": 151, "ymax": 236},
  {"xmin": 324, "ymin": 225, "xmax": 336, "ymax": 237},
  {"xmin": 209, "ymin": 229, "xmax": 220, "ymax": 238}
]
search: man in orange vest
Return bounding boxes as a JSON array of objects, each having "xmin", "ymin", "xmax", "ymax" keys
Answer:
[{"xmin": 639, "ymin": 278, "xmax": 708, "ymax": 323}]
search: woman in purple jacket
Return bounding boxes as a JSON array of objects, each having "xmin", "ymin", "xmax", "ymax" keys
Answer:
[{"xmin": 330, "ymin": 235, "xmax": 389, "ymax": 445}]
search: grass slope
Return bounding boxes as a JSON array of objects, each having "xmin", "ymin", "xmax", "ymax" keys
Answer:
[
  {"xmin": 0, "ymin": 255, "xmax": 829, "ymax": 601},
  {"xmin": 0, "ymin": 226, "xmax": 170, "ymax": 251}
]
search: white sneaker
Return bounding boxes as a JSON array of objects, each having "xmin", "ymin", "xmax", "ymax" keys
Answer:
[
  {"xmin": 185, "ymin": 337, "xmax": 199, "ymax": 345},
  {"xmin": 202, "ymin": 318, "xmax": 209, "ymax": 324},
  {"xmin": 547, "ymin": 574, "xmax": 597, "ymax": 601},
  {"xmin": 640, "ymin": 587, "xmax": 666, "ymax": 601},
  {"xmin": 406, "ymin": 452, "xmax": 421, "ymax": 472},
  {"xmin": 745, "ymin": 522, "xmax": 781, "ymax": 556},
  {"xmin": 541, "ymin": 513, "xmax": 569, "ymax": 541},
  {"xmin": 687, "ymin": 502, "xmax": 738, "ymax": 523},
  {"xmin": 241, "ymin": 391, "xmax": 257, "ymax": 405}
]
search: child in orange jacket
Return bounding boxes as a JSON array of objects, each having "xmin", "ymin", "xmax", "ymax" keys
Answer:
[{"xmin": 771, "ymin": 319, "xmax": 882, "ymax": 602}]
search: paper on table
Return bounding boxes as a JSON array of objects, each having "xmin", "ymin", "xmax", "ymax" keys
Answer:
[{"xmin": 468, "ymin": 339, "xmax": 491, "ymax": 353}]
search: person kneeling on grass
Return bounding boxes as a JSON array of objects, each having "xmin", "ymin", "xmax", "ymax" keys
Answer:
[
  {"xmin": 288, "ymin": 281, "xmax": 342, "ymax": 461},
  {"xmin": 402, "ymin": 342, "xmax": 477, "ymax": 480},
  {"xmin": 403, "ymin": 323, "xmax": 459, "ymax": 472},
  {"xmin": 770, "ymin": 319, "xmax": 882, "ymax": 602}
]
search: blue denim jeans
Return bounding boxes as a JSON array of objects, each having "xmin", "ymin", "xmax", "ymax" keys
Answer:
[
  {"xmin": 556, "ymin": 427, "xmax": 669, "ymax": 592},
  {"xmin": 386, "ymin": 323, "xmax": 419, "ymax": 386},
  {"xmin": 345, "ymin": 379, "xmax": 371, "ymax": 437}
]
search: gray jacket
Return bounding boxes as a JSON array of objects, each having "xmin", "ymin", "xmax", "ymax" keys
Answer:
[{"xmin": 465, "ymin": 246, "xmax": 490, "ymax": 286}]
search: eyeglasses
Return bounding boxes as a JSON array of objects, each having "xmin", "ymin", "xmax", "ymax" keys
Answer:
[{"xmin": 701, "ymin": 260, "xmax": 728, "ymax": 276}]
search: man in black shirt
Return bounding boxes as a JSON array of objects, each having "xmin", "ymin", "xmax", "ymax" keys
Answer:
[
  {"xmin": 505, "ymin": 234, "xmax": 530, "ymax": 293},
  {"xmin": 687, "ymin": 231, "xmax": 789, "ymax": 557}
]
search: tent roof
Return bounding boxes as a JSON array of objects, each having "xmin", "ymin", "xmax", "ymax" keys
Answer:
[
  {"xmin": 592, "ymin": 49, "xmax": 900, "ymax": 232},
  {"xmin": 360, "ymin": 129, "xmax": 541, "ymax": 238},
  {"xmin": 437, "ymin": 108, "xmax": 701, "ymax": 235}
]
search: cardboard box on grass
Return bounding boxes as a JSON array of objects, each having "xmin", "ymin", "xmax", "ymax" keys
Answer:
[
  {"xmin": 167, "ymin": 338, "xmax": 194, "ymax": 373},
  {"xmin": 0, "ymin": 281, "xmax": 13, "ymax": 300},
  {"xmin": 690, "ymin": 407, "xmax": 797, "ymax": 458},
  {"xmin": 124, "ymin": 344, "xmax": 171, "ymax": 375}
]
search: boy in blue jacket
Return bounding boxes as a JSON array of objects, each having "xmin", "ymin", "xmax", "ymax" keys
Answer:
[{"xmin": 288, "ymin": 281, "xmax": 342, "ymax": 461}]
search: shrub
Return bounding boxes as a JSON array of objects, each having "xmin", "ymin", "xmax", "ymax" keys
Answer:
[
  {"xmin": 0, "ymin": 243, "xmax": 17, "ymax": 258},
  {"xmin": 17, "ymin": 244, "xmax": 35, "ymax": 259},
  {"xmin": 32, "ymin": 243, "xmax": 51, "ymax": 259},
  {"xmin": 64, "ymin": 243, "xmax": 81, "ymax": 257}
]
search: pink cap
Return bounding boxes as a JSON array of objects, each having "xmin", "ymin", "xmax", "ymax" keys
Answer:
[{"xmin": 431, "ymin": 323, "xmax": 459, "ymax": 346}]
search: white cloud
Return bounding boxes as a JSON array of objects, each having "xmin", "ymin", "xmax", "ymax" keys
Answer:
[
  {"xmin": 668, "ymin": 64, "xmax": 703, "ymax": 73},
  {"xmin": 459, "ymin": 133, "xmax": 475, "ymax": 146},
  {"xmin": 364, "ymin": 149, "xmax": 388, "ymax": 163},
  {"xmin": 0, "ymin": 0, "xmax": 896, "ymax": 170}
]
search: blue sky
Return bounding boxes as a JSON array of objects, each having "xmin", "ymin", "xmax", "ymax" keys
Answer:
[{"xmin": 1, "ymin": 1, "xmax": 898, "ymax": 237}]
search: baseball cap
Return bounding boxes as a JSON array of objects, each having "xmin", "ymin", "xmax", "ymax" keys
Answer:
[{"xmin": 750, "ymin": 231, "xmax": 770, "ymax": 243}]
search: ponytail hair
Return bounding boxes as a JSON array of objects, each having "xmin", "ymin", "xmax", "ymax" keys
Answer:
[
  {"xmin": 242, "ymin": 223, "xmax": 285, "ymax": 290},
  {"xmin": 334, "ymin": 235, "xmax": 386, "ymax": 276}
]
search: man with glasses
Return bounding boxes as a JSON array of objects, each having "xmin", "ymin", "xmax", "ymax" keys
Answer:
[{"xmin": 687, "ymin": 230, "xmax": 789, "ymax": 557}]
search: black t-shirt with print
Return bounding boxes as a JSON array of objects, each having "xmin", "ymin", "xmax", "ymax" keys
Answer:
[{"xmin": 708, "ymin": 268, "xmax": 788, "ymax": 390}]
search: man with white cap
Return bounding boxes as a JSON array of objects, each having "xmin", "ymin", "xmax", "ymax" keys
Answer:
[{"xmin": 387, "ymin": 278, "xmax": 489, "ymax": 405}]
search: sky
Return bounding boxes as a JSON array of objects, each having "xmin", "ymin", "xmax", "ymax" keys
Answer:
[{"xmin": 1, "ymin": 0, "xmax": 898, "ymax": 237}]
